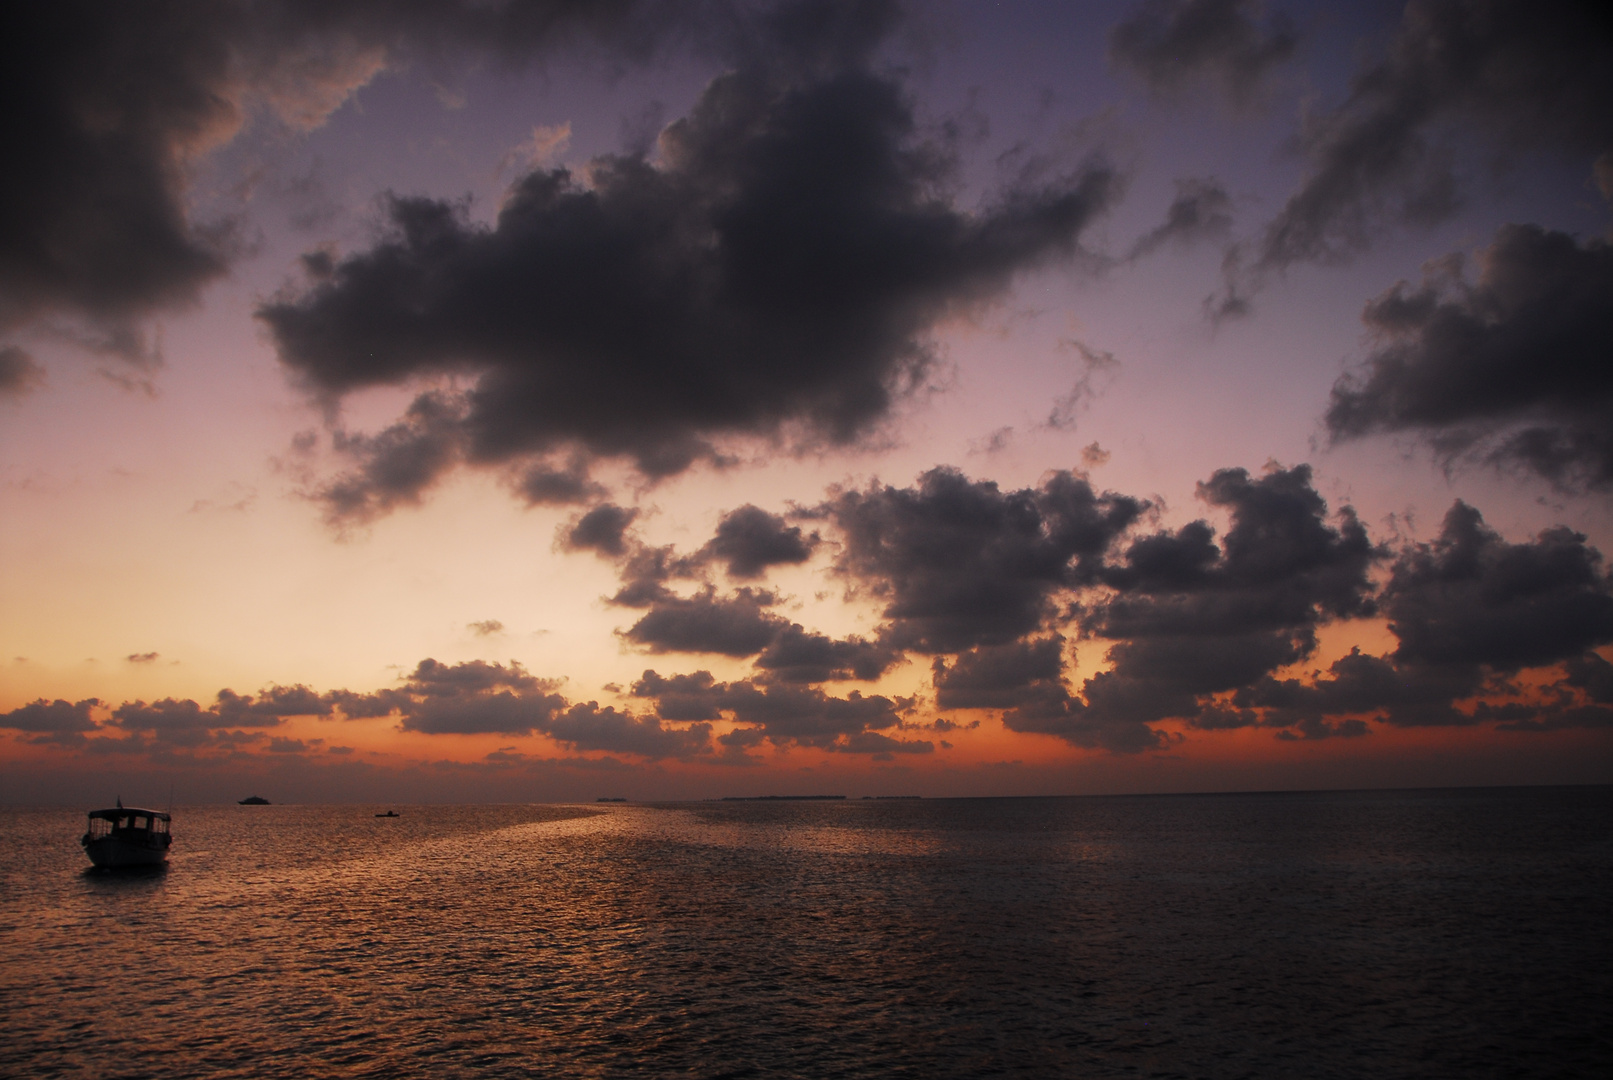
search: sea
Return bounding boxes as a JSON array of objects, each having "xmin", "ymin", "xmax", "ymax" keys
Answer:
[{"xmin": 1, "ymin": 787, "xmax": 1609, "ymax": 1078}]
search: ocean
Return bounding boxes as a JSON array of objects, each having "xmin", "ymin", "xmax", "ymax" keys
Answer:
[{"xmin": 1, "ymin": 788, "xmax": 1608, "ymax": 1078}]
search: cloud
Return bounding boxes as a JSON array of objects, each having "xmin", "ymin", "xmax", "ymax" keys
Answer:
[
  {"xmin": 822, "ymin": 466, "xmax": 1147, "ymax": 653},
  {"xmin": 699, "ymin": 504, "xmax": 819, "ymax": 579},
  {"xmin": 932, "ymin": 638, "xmax": 1067, "ymax": 710},
  {"xmin": 215, "ymin": 685, "xmax": 331, "ymax": 725},
  {"xmin": 1254, "ymin": 0, "xmax": 1613, "ymax": 272},
  {"xmin": 559, "ymin": 503, "xmax": 641, "ymax": 558},
  {"xmin": 1382, "ymin": 501, "xmax": 1613, "ymax": 672},
  {"xmin": 1326, "ymin": 225, "xmax": 1613, "ymax": 491},
  {"xmin": 126, "ymin": 652, "xmax": 161, "ymax": 664},
  {"xmin": 754, "ymin": 625, "xmax": 903, "ymax": 683},
  {"xmin": 315, "ymin": 392, "xmax": 466, "ymax": 526},
  {"xmin": 1127, "ymin": 178, "xmax": 1235, "ymax": 260},
  {"xmin": 995, "ymin": 464, "xmax": 1382, "ymax": 750},
  {"xmin": 0, "ymin": 698, "xmax": 100, "ymax": 737},
  {"xmin": 544, "ymin": 701, "xmax": 710, "ymax": 758},
  {"xmin": 0, "ymin": 346, "xmax": 44, "ymax": 397},
  {"xmin": 517, "ymin": 458, "xmax": 606, "ymax": 505},
  {"xmin": 630, "ymin": 668, "xmax": 904, "ymax": 750},
  {"xmin": 260, "ymin": 21, "xmax": 1120, "ymax": 514},
  {"xmin": 468, "ymin": 619, "xmax": 505, "ymax": 636},
  {"xmin": 1109, "ymin": 0, "xmax": 1296, "ymax": 105},
  {"xmin": 621, "ymin": 588, "xmax": 793, "ymax": 656},
  {"xmin": 0, "ymin": 0, "xmax": 686, "ymax": 348},
  {"xmin": 1232, "ymin": 501, "xmax": 1613, "ymax": 729}
]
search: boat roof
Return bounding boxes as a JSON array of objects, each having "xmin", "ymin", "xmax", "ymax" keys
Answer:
[{"xmin": 87, "ymin": 807, "xmax": 169, "ymax": 821}]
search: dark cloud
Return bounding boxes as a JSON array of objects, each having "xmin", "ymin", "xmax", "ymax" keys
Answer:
[
  {"xmin": 0, "ymin": 345, "xmax": 44, "ymax": 397},
  {"xmin": 126, "ymin": 652, "xmax": 160, "ymax": 664},
  {"xmin": 559, "ymin": 503, "xmax": 641, "ymax": 558},
  {"xmin": 630, "ymin": 668, "xmax": 904, "ymax": 750},
  {"xmin": 545, "ymin": 701, "xmax": 710, "ymax": 758},
  {"xmin": 0, "ymin": 0, "xmax": 680, "ymax": 348},
  {"xmin": 1236, "ymin": 647, "xmax": 1484, "ymax": 729},
  {"xmin": 823, "ymin": 466, "xmax": 1147, "ymax": 653},
  {"xmin": 1564, "ymin": 652, "xmax": 1613, "ymax": 704},
  {"xmin": 1228, "ymin": 501, "xmax": 1613, "ymax": 730},
  {"xmin": 754, "ymin": 625, "xmax": 903, "ymax": 683},
  {"xmin": 622, "ymin": 588, "xmax": 792, "ymax": 656},
  {"xmin": 517, "ymin": 458, "xmax": 606, "ymax": 506},
  {"xmin": 932, "ymin": 637, "xmax": 1066, "ymax": 710},
  {"xmin": 1127, "ymin": 177, "xmax": 1235, "ymax": 260},
  {"xmin": 468, "ymin": 619, "xmax": 505, "ymax": 636},
  {"xmin": 1109, "ymin": 0, "xmax": 1296, "ymax": 104},
  {"xmin": 0, "ymin": 697, "xmax": 100, "ymax": 735},
  {"xmin": 1381, "ymin": 501, "xmax": 1613, "ymax": 671},
  {"xmin": 1256, "ymin": 0, "xmax": 1613, "ymax": 272},
  {"xmin": 215, "ymin": 685, "xmax": 332, "ymax": 724},
  {"xmin": 260, "ymin": 24, "xmax": 1119, "ymax": 513},
  {"xmin": 700, "ymin": 504, "xmax": 819, "ymax": 579},
  {"xmin": 999, "ymin": 464, "xmax": 1382, "ymax": 749},
  {"xmin": 1326, "ymin": 225, "xmax": 1613, "ymax": 491},
  {"xmin": 316, "ymin": 392, "xmax": 465, "ymax": 526}
]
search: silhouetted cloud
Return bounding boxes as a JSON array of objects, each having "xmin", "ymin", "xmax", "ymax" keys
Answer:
[
  {"xmin": 700, "ymin": 504, "xmax": 819, "ymax": 579},
  {"xmin": 1, "ymin": 0, "xmax": 687, "ymax": 354},
  {"xmin": 622, "ymin": 588, "xmax": 792, "ymax": 656},
  {"xmin": 1382, "ymin": 501, "xmax": 1613, "ymax": 671},
  {"xmin": 215, "ymin": 685, "xmax": 331, "ymax": 725},
  {"xmin": 822, "ymin": 467, "xmax": 1146, "ymax": 653},
  {"xmin": 631, "ymin": 668, "xmax": 904, "ymax": 750},
  {"xmin": 1231, "ymin": 501, "xmax": 1613, "ymax": 729},
  {"xmin": 1255, "ymin": 0, "xmax": 1613, "ymax": 272},
  {"xmin": 545, "ymin": 701, "xmax": 711, "ymax": 758},
  {"xmin": 1326, "ymin": 225, "xmax": 1613, "ymax": 491},
  {"xmin": 1128, "ymin": 177, "xmax": 1235, "ymax": 259},
  {"xmin": 517, "ymin": 458, "xmax": 606, "ymax": 505},
  {"xmin": 315, "ymin": 392, "xmax": 465, "ymax": 525},
  {"xmin": 1109, "ymin": 0, "xmax": 1296, "ymax": 105},
  {"xmin": 999, "ymin": 464, "xmax": 1382, "ymax": 750},
  {"xmin": 261, "ymin": 14, "xmax": 1119, "ymax": 517},
  {"xmin": 559, "ymin": 503, "xmax": 641, "ymax": 558},
  {"xmin": 468, "ymin": 620, "xmax": 505, "ymax": 636},
  {"xmin": 932, "ymin": 637, "xmax": 1067, "ymax": 710},
  {"xmin": 1565, "ymin": 652, "xmax": 1613, "ymax": 704},
  {"xmin": 0, "ymin": 698, "xmax": 100, "ymax": 737},
  {"xmin": 754, "ymin": 625, "xmax": 903, "ymax": 683}
]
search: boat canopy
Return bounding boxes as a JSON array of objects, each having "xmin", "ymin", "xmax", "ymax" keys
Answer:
[{"xmin": 87, "ymin": 807, "xmax": 169, "ymax": 822}]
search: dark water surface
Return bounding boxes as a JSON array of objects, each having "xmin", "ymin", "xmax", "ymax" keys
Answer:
[{"xmin": 1, "ymin": 788, "xmax": 1609, "ymax": 1078}]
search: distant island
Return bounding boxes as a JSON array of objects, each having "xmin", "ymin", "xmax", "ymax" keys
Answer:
[
  {"xmin": 596, "ymin": 797, "xmax": 627, "ymax": 802},
  {"xmin": 238, "ymin": 796, "xmax": 270, "ymax": 805},
  {"xmin": 720, "ymin": 795, "xmax": 846, "ymax": 801},
  {"xmin": 862, "ymin": 796, "xmax": 922, "ymax": 800}
]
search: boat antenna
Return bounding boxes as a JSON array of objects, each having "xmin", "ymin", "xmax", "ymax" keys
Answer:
[
  {"xmin": 116, "ymin": 795, "xmax": 123, "ymax": 809},
  {"xmin": 167, "ymin": 781, "xmax": 173, "ymax": 815}
]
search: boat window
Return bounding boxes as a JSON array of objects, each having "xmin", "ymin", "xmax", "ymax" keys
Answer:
[{"xmin": 133, "ymin": 816, "xmax": 147, "ymax": 829}]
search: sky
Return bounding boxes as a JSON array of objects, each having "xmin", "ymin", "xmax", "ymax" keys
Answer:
[{"xmin": 3, "ymin": 0, "xmax": 1611, "ymax": 805}]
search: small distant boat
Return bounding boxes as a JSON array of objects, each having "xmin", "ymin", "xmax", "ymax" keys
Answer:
[
  {"xmin": 82, "ymin": 801, "xmax": 172, "ymax": 868},
  {"xmin": 375, "ymin": 810, "xmax": 399, "ymax": 817},
  {"xmin": 238, "ymin": 796, "xmax": 270, "ymax": 805}
]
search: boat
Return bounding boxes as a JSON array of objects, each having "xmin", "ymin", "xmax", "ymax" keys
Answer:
[
  {"xmin": 238, "ymin": 795, "xmax": 270, "ymax": 805},
  {"xmin": 375, "ymin": 810, "xmax": 399, "ymax": 817},
  {"xmin": 82, "ymin": 801, "xmax": 172, "ymax": 868}
]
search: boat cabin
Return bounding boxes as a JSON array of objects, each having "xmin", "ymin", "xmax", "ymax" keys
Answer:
[{"xmin": 85, "ymin": 807, "xmax": 171, "ymax": 840}]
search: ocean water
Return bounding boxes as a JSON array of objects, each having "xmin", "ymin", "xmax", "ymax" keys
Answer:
[{"xmin": 1, "ymin": 788, "xmax": 1609, "ymax": 1078}]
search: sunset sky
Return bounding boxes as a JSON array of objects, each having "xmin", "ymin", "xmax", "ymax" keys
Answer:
[{"xmin": 3, "ymin": 0, "xmax": 1611, "ymax": 804}]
